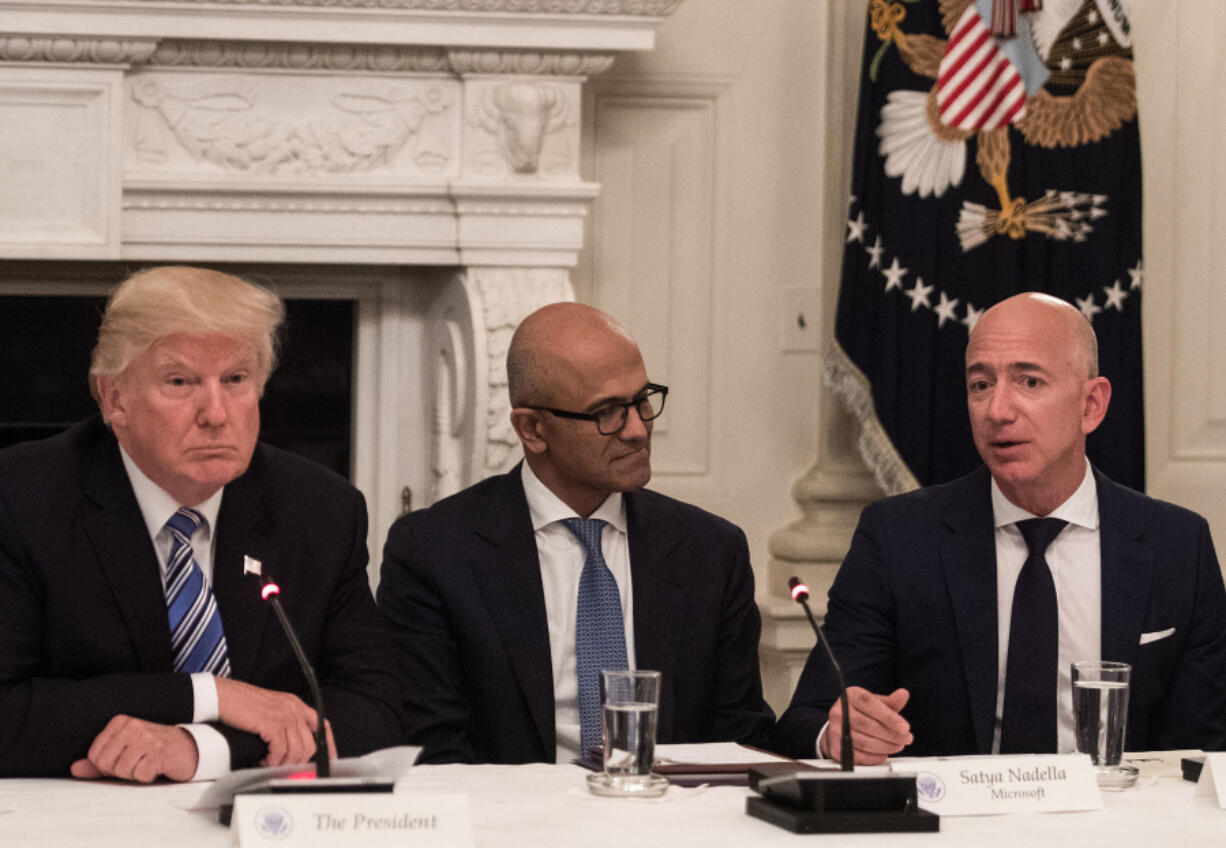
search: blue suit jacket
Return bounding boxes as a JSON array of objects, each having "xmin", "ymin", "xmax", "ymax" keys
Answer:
[
  {"xmin": 377, "ymin": 465, "xmax": 775, "ymax": 764},
  {"xmin": 0, "ymin": 418, "xmax": 402, "ymax": 776},
  {"xmin": 772, "ymin": 466, "xmax": 1226, "ymax": 758}
]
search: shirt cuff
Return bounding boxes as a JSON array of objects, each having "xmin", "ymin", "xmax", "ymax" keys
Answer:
[
  {"xmin": 815, "ymin": 721, "xmax": 830, "ymax": 759},
  {"xmin": 180, "ymin": 724, "xmax": 231, "ymax": 781},
  {"xmin": 190, "ymin": 672, "xmax": 220, "ymax": 723}
]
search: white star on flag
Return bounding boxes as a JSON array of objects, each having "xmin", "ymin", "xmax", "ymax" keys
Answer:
[
  {"xmin": 865, "ymin": 235, "xmax": 885, "ymax": 269},
  {"xmin": 847, "ymin": 211, "xmax": 868, "ymax": 244},
  {"xmin": 906, "ymin": 277, "xmax": 934, "ymax": 312},
  {"xmin": 962, "ymin": 302, "xmax": 983, "ymax": 331},
  {"xmin": 1076, "ymin": 293, "xmax": 1103, "ymax": 320},
  {"xmin": 1128, "ymin": 260, "xmax": 1143, "ymax": 290},
  {"xmin": 1102, "ymin": 280, "xmax": 1128, "ymax": 311},
  {"xmin": 882, "ymin": 257, "xmax": 907, "ymax": 292},
  {"xmin": 934, "ymin": 291, "xmax": 960, "ymax": 327}
]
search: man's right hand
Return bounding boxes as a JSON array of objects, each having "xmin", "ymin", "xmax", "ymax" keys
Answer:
[
  {"xmin": 215, "ymin": 677, "xmax": 337, "ymax": 766},
  {"xmin": 820, "ymin": 686, "xmax": 913, "ymax": 765}
]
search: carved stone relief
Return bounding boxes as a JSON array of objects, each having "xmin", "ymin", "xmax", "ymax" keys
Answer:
[
  {"xmin": 123, "ymin": 0, "xmax": 681, "ymax": 13},
  {"xmin": 448, "ymin": 50, "xmax": 614, "ymax": 77},
  {"xmin": 429, "ymin": 267, "xmax": 574, "ymax": 499},
  {"xmin": 128, "ymin": 73, "xmax": 457, "ymax": 175},
  {"xmin": 0, "ymin": 37, "xmax": 157, "ymax": 64},
  {"xmin": 474, "ymin": 267, "xmax": 574, "ymax": 477},
  {"xmin": 149, "ymin": 40, "xmax": 450, "ymax": 72},
  {"xmin": 465, "ymin": 80, "xmax": 579, "ymax": 178}
]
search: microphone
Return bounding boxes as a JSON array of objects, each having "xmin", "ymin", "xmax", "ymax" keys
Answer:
[
  {"xmin": 744, "ymin": 577, "xmax": 938, "ymax": 833},
  {"xmin": 788, "ymin": 576, "xmax": 852, "ymax": 772},
  {"xmin": 257, "ymin": 574, "xmax": 330, "ymax": 777},
  {"xmin": 215, "ymin": 556, "xmax": 394, "ymax": 826}
]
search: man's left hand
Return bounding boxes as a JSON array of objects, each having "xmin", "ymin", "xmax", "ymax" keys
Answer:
[{"xmin": 70, "ymin": 715, "xmax": 199, "ymax": 783}]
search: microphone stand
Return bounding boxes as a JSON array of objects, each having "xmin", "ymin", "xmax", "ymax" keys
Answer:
[
  {"xmin": 744, "ymin": 577, "xmax": 939, "ymax": 834},
  {"xmin": 789, "ymin": 577, "xmax": 853, "ymax": 773},
  {"xmin": 216, "ymin": 565, "xmax": 395, "ymax": 826},
  {"xmin": 258, "ymin": 575, "xmax": 330, "ymax": 777}
]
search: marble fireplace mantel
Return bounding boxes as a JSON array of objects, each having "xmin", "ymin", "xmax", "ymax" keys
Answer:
[{"xmin": 0, "ymin": 0, "xmax": 680, "ymax": 563}]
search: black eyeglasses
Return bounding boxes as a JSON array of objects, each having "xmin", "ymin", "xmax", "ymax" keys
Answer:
[{"xmin": 532, "ymin": 383, "xmax": 668, "ymax": 435}]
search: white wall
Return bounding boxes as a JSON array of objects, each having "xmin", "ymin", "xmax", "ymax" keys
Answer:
[
  {"xmin": 574, "ymin": 0, "xmax": 833, "ymax": 584},
  {"xmin": 1134, "ymin": 0, "xmax": 1226, "ymax": 551},
  {"xmin": 579, "ymin": 0, "xmax": 1226, "ymax": 591}
]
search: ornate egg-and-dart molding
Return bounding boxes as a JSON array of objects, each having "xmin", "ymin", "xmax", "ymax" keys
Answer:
[
  {"xmin": 0, "ymin": 37, "xmax": 158, "ymax": 64},
  {"xmin": 144, "ymin": 42, "xmax": 614, "ymax": 76},
  {"xmin": 148, "ymin": 40, "xmax": 450, "ymax": 72},
  {"xmin": 127, "ymin": 0, "xmax": 680, "ymax": 15},
  {"xmin": 447, "ymin": 50, "xmax": 614, "ymax": 77},
  {"xmin": 122, "ymin": 196, "xmax": 456, "ymax": 214}
]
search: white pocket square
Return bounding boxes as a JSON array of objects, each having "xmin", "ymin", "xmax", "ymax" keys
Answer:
[{"xmin": 1139, "ymin": 627, "xmax": 1175, "ymax": 645}]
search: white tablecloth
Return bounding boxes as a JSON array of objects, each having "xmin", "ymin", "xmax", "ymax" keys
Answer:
[{"xmin": 0, "ymin": 753, "xmax": 1217, "ymax": 847}]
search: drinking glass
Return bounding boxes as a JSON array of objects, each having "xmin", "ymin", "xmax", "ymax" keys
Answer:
[
  {"xmin": 1072, "ymin": 661, "xmax": 1138, "ymax": 790},
  {"xmin": 585, "ymin": 669, "xmax": 667, "ymax": 797}
]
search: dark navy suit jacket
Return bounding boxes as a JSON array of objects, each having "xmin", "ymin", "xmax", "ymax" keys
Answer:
[
  {"xmin": 773, "ymin": 466, "xmax": 1226, "ymax": 758},
  {"xmin": 0, "ymin": 417, "xmax": 402, "ymax": 776},
  {"xmin": 377, "ymin": 465, "xmax": 775, "ymax": 764}
]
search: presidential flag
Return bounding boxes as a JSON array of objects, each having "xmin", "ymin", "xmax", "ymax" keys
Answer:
[{"xmin": 827, "ymin": 0, "xmax": 1144, "ymax": 493}]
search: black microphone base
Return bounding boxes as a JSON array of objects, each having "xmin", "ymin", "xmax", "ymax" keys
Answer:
[
  {"xmin": 219, "ymin": 776, "xmax": 395, "ymax": 826},
  {"xmin": 747, "ymin": 769, "xmax": 939, "ymax": 834},
  {"xmin": 746, "ymin": 795, "xmax": 939, "ymax": 834}
]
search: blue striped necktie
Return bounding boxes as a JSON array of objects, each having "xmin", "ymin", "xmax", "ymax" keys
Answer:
[
  {"xmin": 164, "ymin": 508, "xmax": 231, "ymax": 677},
  {"xmin": 562, "ymin": 517, "xmax": 628, "ymax": 755}
]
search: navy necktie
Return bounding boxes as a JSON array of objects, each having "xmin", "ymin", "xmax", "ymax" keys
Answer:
[
  {"xmin": 1000, "ymin": 517, "xmax": 1067, "ymax": 753},
  {"xmin": 562, "ymin": 517, "xmax": 628, "ymax": 754},
  {"xmin": 164, "ymin": 508, "xmax": 231, "ymax": 677}
]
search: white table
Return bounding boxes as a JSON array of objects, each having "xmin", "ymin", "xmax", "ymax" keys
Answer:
[{"xmin": 0, "ymin": 753, "xmax": 1217, "ymax": 847}]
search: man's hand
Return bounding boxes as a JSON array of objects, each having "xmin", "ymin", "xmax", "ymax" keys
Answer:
[
  {"xmin": 215, "ymin": 677, "xmax": 337, "ymax": 767},
  {"xmin": 70, "ymin": 716, "xmax": 199, "ymax": 783},
  {"xmin": 821, "ymin": 686, "xmax": 913, "ymax": 765}
]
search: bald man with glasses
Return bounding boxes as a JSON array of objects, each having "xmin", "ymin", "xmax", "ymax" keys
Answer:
[{"xmin": 378, "ymin": 302, "xmax": 773, "ymax": 764}]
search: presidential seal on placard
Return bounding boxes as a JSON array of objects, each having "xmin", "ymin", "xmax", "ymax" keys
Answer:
[
  {"xmin": 254, "ymin": 806, "xmax": 293, "ymax": 840},
  {"xmin": 916, "ymin": 772, "xmax": 947, "ymax": 803}
]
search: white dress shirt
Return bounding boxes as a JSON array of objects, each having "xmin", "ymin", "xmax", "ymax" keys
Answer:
[
  {"xmin": 119, "ymin": 447, "xmax": 231, "ymax": 780},
  {"xmin": 991, "ymin": 459, "xmax": 1101, "ymax": 754},
  {"xmin": 815, "ymin": 460, "xmax": 1103, "ymax": 760},
  {"xmin": 520, "ymin": 462, "xmax": 636, "ymax": 764}
]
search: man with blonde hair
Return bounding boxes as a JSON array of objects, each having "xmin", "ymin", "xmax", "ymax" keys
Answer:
[{"xmin": 0, "ymin": 266, "xmax": 401, "ymax": 781}]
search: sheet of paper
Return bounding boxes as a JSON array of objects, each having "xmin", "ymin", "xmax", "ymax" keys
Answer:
[
  {"xmin": 652, "ymin": 743, "xmax": 790, "ymax": 765},
  {"xmin": 1195, "ymin": 752, "xmax": 1226, "ymax": 807},
  {"xmin": 190, "ymin": 745, "xmax": 421, "ymax": 810}
]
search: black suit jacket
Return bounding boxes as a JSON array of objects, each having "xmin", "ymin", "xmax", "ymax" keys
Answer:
[
  {"xmin": 377, "ymin": 465, "xmax": 774, "ymax": 764},
  {"xmin": 0, "ymin": 417, "xmax": 402, "ymax": 776},
  {"xmin": 772, "ymin": 466, "xmax": 1226, "ymax": 758}
]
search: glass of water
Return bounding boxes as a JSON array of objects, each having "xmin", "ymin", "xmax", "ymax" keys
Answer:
[
  {"xmin": 585, "ymin": 669, "xmax": 667, "ymax": 797},
  {"xmin": 1072, "ymin": 661, "xmax": 1138, "ymax": 790}
]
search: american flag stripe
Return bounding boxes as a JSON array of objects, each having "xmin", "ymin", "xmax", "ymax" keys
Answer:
[
  {"xmin": 950, "ymin": 56, "xmax": 1017, "ymax": 127},
  {"xmin": 938, "ymin": 24, "xmax": 992, "ymax": 94},
  {"xmin": 937, "ymin": 6, "xmax": 1025, "ymax": 131},
  {"xmin": 938, "ymin": 36, "xmax": 997, "ymax": 110}
]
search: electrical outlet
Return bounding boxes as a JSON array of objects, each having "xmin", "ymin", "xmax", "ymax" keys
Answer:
[{"xmin": 781, "ymin": 287, "xmax": 820, "ymax": 352}]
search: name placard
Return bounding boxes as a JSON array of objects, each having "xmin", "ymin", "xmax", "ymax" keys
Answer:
[
  {"xmin": 233, "ymin": 793, "xmax": 473, "ymax": 847},
  {"xmin": 1194, "ymin": 753, "xmax": 1226, "ymax": 808},
  {"xmin": 892, "ymin": 754, "xmax": 1102, "ymax": 816}
]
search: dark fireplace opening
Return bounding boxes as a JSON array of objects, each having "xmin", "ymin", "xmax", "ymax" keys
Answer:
[{"xmin": 0, "ymin": 265, "xmax": 356, "ymax": 481}]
